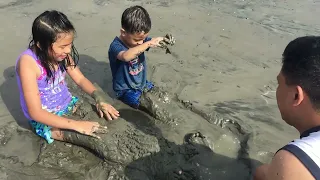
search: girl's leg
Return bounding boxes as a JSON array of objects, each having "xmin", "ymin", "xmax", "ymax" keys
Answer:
[
  {"xmin": 50, "ymin": 97, "xmax": 80, "ymax": 141},
  {"xmin": 72, "ymin": 104, "xmax": 79, "ymax": 114}
]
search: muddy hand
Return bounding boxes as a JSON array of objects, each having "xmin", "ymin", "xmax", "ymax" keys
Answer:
[
  {"xmin": 89, "ymin": 125, "xmax": 109, "ymax": 139},
  {"xmin": 93, "ymin": 125, "xmax": 108, "ymax": 134},
  {"xmin": 159, "ymin": 41, "xmax": 168, "ymax": 49},
  {"xmin": 74, "ymin": 121, "xmax": 108, "ymax": 139},
  {"xmin": 159, "ymin": 33, "xmax": 175, "ymax": 48},
  {"xmin": 163, "ymin": 34, "xmax": 175, "ymax": 45},
  {"xmin": 96, "ymin": 102, "xmax": 119, "ymax": 120},
  {"xmin": 92, "ymin": 89, "xmax": 120, "ymax": 120}
]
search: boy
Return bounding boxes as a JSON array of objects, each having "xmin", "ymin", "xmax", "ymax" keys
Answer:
[{"xmin": 108, "ymin": 5, "xmax": 166, "ymax": 108}]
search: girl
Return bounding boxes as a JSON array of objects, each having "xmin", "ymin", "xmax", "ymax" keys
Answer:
[{"xmin": 15, "ymin": 10, "xmax": 119, "ymax": 144}]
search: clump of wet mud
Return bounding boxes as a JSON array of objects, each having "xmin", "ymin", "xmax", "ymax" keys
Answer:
[
  {"xmin": 0, "ymin": 121, "xmax": 104, "ymax": 180},
  {"xmin": 51, "ymin": 78, "xmax": 263, "ymax": 180}
]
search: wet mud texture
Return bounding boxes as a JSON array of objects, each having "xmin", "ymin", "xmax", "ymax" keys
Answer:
[
  {"xmin": 54, "ymin": 78, "xmax": 263, "ymax": 180},
  {"xmin": 0, "ymin": 66, "xmax": 283, "ymax": 180},
  {"xmin": 0, "ymin": 121, "xmax": 104, "ymax": 180}
]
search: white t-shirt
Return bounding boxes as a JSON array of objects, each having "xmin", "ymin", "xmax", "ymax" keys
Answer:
[{"xmin": 280, "ymin": 126, "xmax": 320, "ymax": 179}]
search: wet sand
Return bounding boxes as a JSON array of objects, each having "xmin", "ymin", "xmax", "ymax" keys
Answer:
[{"xmin": 1, "ymin": 0, "xmax": 320, "ymax": 179}]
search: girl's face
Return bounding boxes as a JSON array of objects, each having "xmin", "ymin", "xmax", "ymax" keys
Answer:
[{"xmin": 51, "ymin": 32, "xmax": 74, "ymax": 62}]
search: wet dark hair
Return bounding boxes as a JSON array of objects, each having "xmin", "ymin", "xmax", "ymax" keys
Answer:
[
  {"xmin": 121, "ymin": 5, "xmax": 151, "ymax": 34},
  {"xmin": 29, "ymin": 10, "xmax": 79, "ymax": 82},
  {"xmin": 282, "ymin": 36, "xmax": 320, "ymax": 109}
]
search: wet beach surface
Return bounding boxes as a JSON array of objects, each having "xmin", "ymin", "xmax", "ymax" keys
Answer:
[{"xmin": 1, "ymin": 0, "xmax": 319, "ymax": 179}]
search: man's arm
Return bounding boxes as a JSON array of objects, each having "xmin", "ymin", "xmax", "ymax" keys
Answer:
[{"xmin": 256, "ymin": 150, "xmax": 315, "ymax": 180}]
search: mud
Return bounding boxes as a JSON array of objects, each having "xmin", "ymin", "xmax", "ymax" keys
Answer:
[
  {"xmin": 159, "ymin": 34, "xmax": 176, "ymax": 54},
  {"xmin": 50, "ymin": 78, "xmax": 262, "ymax": 179},
  {"xmin": 0, "ymin": 121, "xmax": 103, "ymax": 180},
  {"xmin": 0, "ymin": 64, "xmax": 291, "ymax": 180}
]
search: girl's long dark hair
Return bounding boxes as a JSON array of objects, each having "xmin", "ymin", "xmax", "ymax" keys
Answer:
[{"xmin": 29, "ymin": 10, "xmax": 79, "ymax": 82}]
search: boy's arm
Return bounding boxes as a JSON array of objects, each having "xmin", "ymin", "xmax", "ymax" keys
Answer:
[
  {"xmin": 115, "ymin": 36, "xmax": 163, "ymax": 62},
  {"xmin": 145, "ymin": 36, "xmax": 152, "ymax": 52},
  {"xmin": 117, "ymin": 42, "xmax": 151, "ymax": 62}
]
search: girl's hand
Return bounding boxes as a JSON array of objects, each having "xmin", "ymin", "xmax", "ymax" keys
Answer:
[
  {"xmin": 73, "ymin": 121, "xmax": 108, "ymax": 139},
  {"xmin": 96, "ymin": 102, "xmax": 120, "ymax": 120},
  {"xmin": 91, "ymin": 89, "xmax": 120, "ymax": 120}
]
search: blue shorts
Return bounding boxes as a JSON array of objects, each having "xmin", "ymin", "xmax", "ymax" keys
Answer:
[
  {"xmin": 29, "ymin": 96, "xmax": 79, "ymax": 144},
  {"xmin": 116, "ymin": 81, "xmax": 154, "ymax": 108}
]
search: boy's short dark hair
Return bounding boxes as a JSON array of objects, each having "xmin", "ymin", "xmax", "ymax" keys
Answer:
[
  {"xmin": 282, "ymin": 36, "xmax": 320, "ymax": 109},
  {"xmin": 121, "ymin": 5, "xmax": 151, "ymax": 34}
]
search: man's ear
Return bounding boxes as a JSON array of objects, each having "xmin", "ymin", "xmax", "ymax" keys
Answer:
[{"xmin": 293, "ymin": 85, "xmax": 304, "ymax": 106}]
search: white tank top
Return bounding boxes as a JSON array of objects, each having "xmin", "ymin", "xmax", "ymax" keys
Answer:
[{"xmin": 280, "ymin": 126, "xmax": 320, "ymax": 179}]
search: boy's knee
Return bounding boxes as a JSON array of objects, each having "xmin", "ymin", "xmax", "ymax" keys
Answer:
[
  {"xmin": 253, "ymin": 164, "xmax": 269, "ymax": 180},
  {"xmin": 145, "ymin": 81, "xmax": 154, "ymax": 92},
  {"xmin": 118, "ymin": 90, "xmax": 142, "ymax": 108}
]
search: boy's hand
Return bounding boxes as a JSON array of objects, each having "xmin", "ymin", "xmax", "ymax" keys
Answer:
[
  {"xmin": 148, "ymin": 37, "xmax": 164, "ymax": 48},
  {"xmin": 159, "ymin": 34, "xmax": 176, "ymax": 49}
]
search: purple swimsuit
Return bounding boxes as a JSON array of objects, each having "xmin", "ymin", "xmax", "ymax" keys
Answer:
[{"xmin": 15, "ymin": 49, "xmax": 72, "ymax": 120}]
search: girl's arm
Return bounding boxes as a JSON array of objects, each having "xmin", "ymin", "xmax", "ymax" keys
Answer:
[
  {"xmin": 18, "ymin": 55, "xmax": 78, "ymax": 130},
  {"xmin": 65, "ymin": 55, "xmax": 96, "ymax": 96},
  {"xmin": 66, "ymin": 55, "xmax": 119, "ymax": 120}
]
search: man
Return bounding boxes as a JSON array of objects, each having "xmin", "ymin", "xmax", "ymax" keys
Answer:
[{"xmin": 254, "ymin": 36, "xmax": 320, "ymax": 180}]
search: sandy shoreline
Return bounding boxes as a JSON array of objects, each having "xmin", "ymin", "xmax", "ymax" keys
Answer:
[{"xmin": 1, "ymin": 0, "xmax": 319, "ymax": 179}]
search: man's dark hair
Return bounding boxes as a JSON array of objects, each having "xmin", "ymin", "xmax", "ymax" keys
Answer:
[
  {"xmin": 121, "ymin": 5, "xmax": 151, "ymax": 34},
  {"xmin": 282, "ymin": 36, "xmax": 320, "ymax": 109}
]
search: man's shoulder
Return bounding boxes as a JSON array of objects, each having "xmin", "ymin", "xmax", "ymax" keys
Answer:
[{"xmin": 268, "ymin": 149, "xmax": 315, "ymax": 179}]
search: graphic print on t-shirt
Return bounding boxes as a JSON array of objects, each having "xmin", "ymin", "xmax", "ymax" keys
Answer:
[{"xmin": 128, "ymin": 57, "xmax": 144, "ymax": 76}]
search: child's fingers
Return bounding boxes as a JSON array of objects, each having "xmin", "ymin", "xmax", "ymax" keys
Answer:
[
  {"xmin": 111, "ymin": 108, "xmax": 120, "ymax": 116},
  {"xmin": 110, "ymin": 112, "xmax": 119, "ymax": 119},
  {"xmin": 94, "ymin": 126, "xmax": 108, "ymax": 134},
  {"xmin": 110, "ymin": 106, "xmax": 119, "ymax": 114},
  {"xmin": 99, "ymin": 109, "xmax": 103, "ymax": 118},
  {"xmin": 90, "ymin": 133, "xmax": 101, "ymax": 139},
  {"xmin": 96, "ymin": 104, "xmax": 103, "ymax": 118},
  {"xmin": 103, "ymin": 110, "xmax": 112, "ymax": 120}
]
